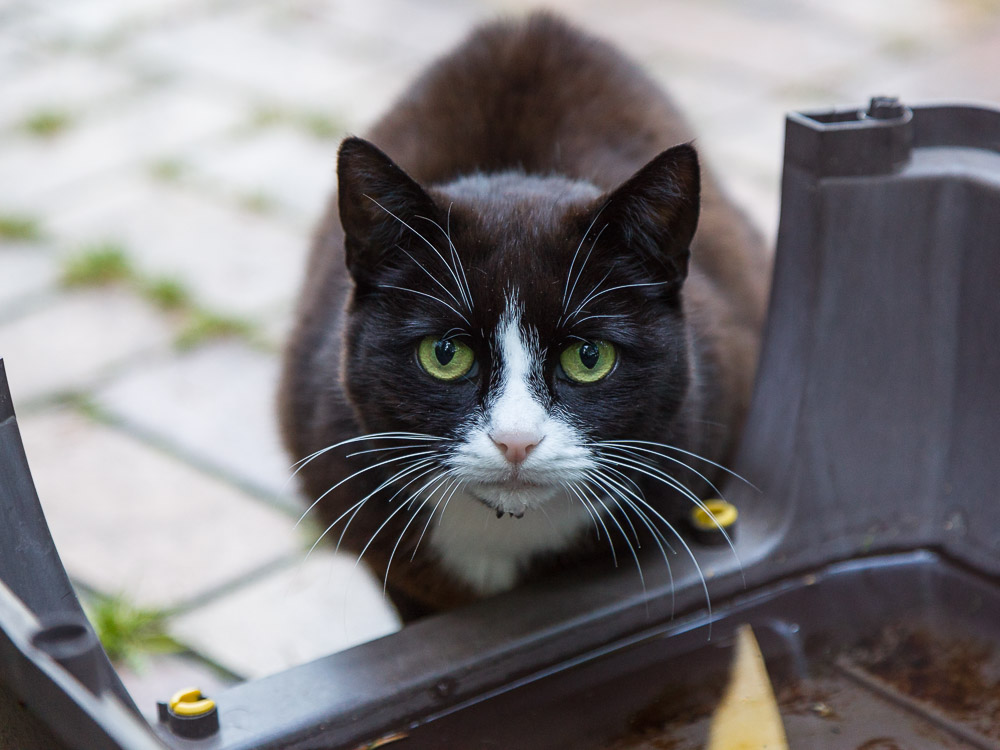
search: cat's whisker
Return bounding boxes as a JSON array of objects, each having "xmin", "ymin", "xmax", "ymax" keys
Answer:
[
  {"xmin": 335, "ymin": 462, "xmax": 443, "ymax": 553},
  {"xmin": 597, "ymin": 443, "xmax": 726, "ymax": 502},
  {"xmin": 586, "ymin": 469, "xmax": 677, "ymax": 616},
  {"xmin": 383, "ymin": 472, "xmax": 455, "ymax": 595},
  {"xmin": 289, "ymin": 431, "xmax": 443, "ymax": 474},
  {"xmin": 335, "ymin": 468, "xmax": 445, "ymax": 625},
  {"xmin": 399, "ymin": 245, "xmax": 465, "ymax": 310},
  {"xmin": 295, "ymin": 450, "xmax": 438, "ymax": 528},
  {"xmin": 564, "ymin": 267, "xmax": 613, "ymax": 326},
  {"xmin": 595, "ymin": 453, "xmax": 701, "ymax": 507},
  {"xmin": 413, "ymin": 476, "xmax": 464, "ymax": 560},
  {"xmin": 416, "ymin": 211, "xmax": 474, "ymax": 313},
  {"xmin": 594, "ymin": 452, "xmax": 743, "ymax": 583},
  {"xmin": 448, "ymin": 206, "xmax": 475, "ymax": 316},
  {"xmin": 572, "ymin": 481, "xmax": 619, "ymax": 567},
  {"xmin": 596, "ymin": 439, "xmax": 758, "ymax": 490},
  {"xmin": 303, "ymin": 459, "xmax": 439, "ymax": 559},
  {"xmin": 561, "ymin": 219, "xmax": 609, "ymax": 323},
  {"xmin": 609, "ymin": 484, "xmax": 642, "ymax": 546},
  {"xmin": 412, "ymin": 217, "xmax": 472, "ymax": 312},
  {"xmin": 591, "ymin": 470, "xmax": 677, "ymax": 557},
  {"xmin": 591, "ymin": 465, "xmax": 676, "ymax": 555},
  {"xmin": 571, "ymin": 313, "xmax": 627, "ymax": 326},
  {"xmin": 567, "ymin": 280, "xmax": 670, "ymax": 324},
  {"xmin": 561, "ymin": 205, "xmax": 606, "ymax": 311},
  {"xmin": 580, "ymin": 474, "xmax": 641, "ymax": 547},
  {"xmin": 595, "ymin": 446, "xmax": 747, "ymax": 582},
  {"xmin": 355, "ymin": 469, "xmax": 452, "ymax": 576},
  {"xmin": 345, "ymin": 443, "xmax": 440, "ymax": 459},
  {"xmin": 563, "ymin": 483, "xmax": 602, "ymax": 540},
  {"xmin": 565, "ymin": 482, "xmax": 605, "ymax": 543},
  {"xmin": 378, "ymin": 284, "xmax": 471, "ymax": 326},
  {"xmin": 434, "ymin": 475, "xmax": 466, "ymax": 528},
  {"xmin": 365, "ymin": 195, "xmax": 472, "ymax": 313},
  {"xmin": 589, "ymin": 466, "xmax": 713, "ymax": 635},
  {"xmin": 587, "ymin": 487, "xmax": 646, "ymax": 592},
  {"xmin": 600, "ymin": 447, "xmax": 743, "ymax": 579}
]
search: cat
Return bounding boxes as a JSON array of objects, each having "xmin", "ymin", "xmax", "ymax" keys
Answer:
[{"xmin": 278, "ymin": 13, "xmax": 770, "ymax": 622}]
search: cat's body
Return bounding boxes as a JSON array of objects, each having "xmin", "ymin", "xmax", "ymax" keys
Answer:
[{"xmin": 279, "ymin": 14, "xmax": 770, "ymax": 620}]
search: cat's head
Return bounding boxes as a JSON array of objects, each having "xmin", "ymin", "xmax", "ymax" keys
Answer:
[{"xmin": 336, "ymin": 137, "xmax": 700, "ymax": 517}]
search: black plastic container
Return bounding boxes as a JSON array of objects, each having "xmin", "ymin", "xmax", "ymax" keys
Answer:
[{"xmin": 2, "ymin": 99, "xmax": 999, "ymax": 749}]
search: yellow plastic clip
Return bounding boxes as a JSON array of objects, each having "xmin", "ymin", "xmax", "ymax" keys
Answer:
[
  {"xmin": 691, "ymin": 499, "xmax": 738, "ymax": 532},
  {"xmin": 169, "ymin": 687, "xmax": 216, "ymax": 717}
]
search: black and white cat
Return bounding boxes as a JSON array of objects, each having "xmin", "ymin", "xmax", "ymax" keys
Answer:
[{"xmin": 279, "ymin": 13, "xmax": 770, "ymax": 620}]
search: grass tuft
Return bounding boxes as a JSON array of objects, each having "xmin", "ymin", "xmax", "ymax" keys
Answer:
[
  {"xmin": 175, "ymin": 310, "xmax": 256, "ymax": 350},
  {"xmin": 0, "ymin": 213, "xmax": 43, "ymax": 242},
  {"xmin": 22, "ymin": 108, "xmax": 74, "ymax": 138},
  {"xmin": 143, "ymin": 277, "xmax": 191, "ymax": 310},
  {"xmin": 238, "ymin": 191, "xmax": 277, "ymax": 215},
  {"xmin": 149, "ymin": 158, "xmax": 187, "ymax": 183},
  {"xmin": 57, "ymin": 392, "xmax": 104, "ymax": 421},
  {"xmin": 250, "ymin": 104, "xmax": 285, "ymax": 129},
  {"xmin": 247, "ymin": 103, "xmax": 344, "ymax": 140},
  {"xmin": 300, "ymin": 111, "xmax": 342, "ymax": 140},
  {"xmin": 85, "ymin": 594, "xmax": 182, "ymax": 668},
  {"xmin": 59, "ymin": 242, "xmax": 260, "ymax": 349},
  {"xmin": 61, "ymin": 243, "xmax": 133, "ymax": 287}
]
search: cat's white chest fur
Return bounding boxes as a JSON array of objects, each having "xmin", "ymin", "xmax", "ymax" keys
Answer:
[{"xmin": 428, "ymin": 489, "xmax": 592, "ymax": 594}]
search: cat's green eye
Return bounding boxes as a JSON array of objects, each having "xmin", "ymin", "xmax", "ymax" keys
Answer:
[
  {"xmin": 417, "ymin": 336, "xmax": 475, "ymax": 381},
  {"xmin": 560, "ymin": 340, "xmax": 616, "ymax": 384}
]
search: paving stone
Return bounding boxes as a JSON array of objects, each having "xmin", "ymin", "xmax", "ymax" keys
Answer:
[
  {"xmin": 17, "ymin": 407, "xmax": 304, "ymax": 609},
  {"xmin": 545, "ymin": 0, "xmax": 879, "ymax": 82},
  {"xmin": 795, "ymin": 0, "xmax": 965, "ymax": 42},
  {"xmin": 95, "ymin": 341, "xmax": 296, "ymax": 508},
  {"xmin": 48, "ymin": 178, "xmax": 309, "ymax": 317},
  {"xmin": 280, "ymin": 0, "xmax": 485, "ymax": 63},
  {"xmin": 182, "ymin": 126, "xmax": 337, "ymax": 227},
  {"xmin": 0, "ymin": 85, "xmax": 245, "ymax": 212},
  {"xmin": 720, "ymin": 171, "xmax": 781, "ymax": 250},
  {"xmin": 846, "ymin": 24, "xmax": 1000, "ymax": 106},
  {"xmin": 260, "ymin": 305, "xmax": 294, "ymax": 352},
  {"xmin": 170, "ymin": 550, "xmax": 400, "ymax": 679},
  {"xmin": 0, "ymin": 55, "xmax": 137, "ymax": 129},
  {"xmin": 699, "ymin": 105, "xmax": 786, "ymax": 191},
  {"xmin": 0, "ymin": 244, "xmax": 59, "ymax": 319},
  {"xmin": 647, "ymin": 64, "xmax": 774, "ymax": 135},
  {"xmin": 9, "ymin": 0, "xmax": 212, "ymax": 46},
  {"xmin": 0, "ymin": 289, "xmax": 174, "ymax": 403},
  {"xmin": 121, "ymin": 11, "xmax": 382, "ymax": 118}
]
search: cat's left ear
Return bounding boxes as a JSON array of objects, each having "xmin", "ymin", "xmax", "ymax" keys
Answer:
[
  {"xmin": 337, "ymin": 137, "xmax": 440, "ymax": 285},
  {"xmin": 593, "ymin": 144, "xmax": 700, "ymax": 289}
]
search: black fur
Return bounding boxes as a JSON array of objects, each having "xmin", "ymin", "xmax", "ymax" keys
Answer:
[{"xmin": 279, "ymin": 14, "xmax": 770, "ymax": 617}]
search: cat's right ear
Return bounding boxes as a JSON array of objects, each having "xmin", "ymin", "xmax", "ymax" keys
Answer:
[
  {"xmin": 592, "ymin": 144, "xmax": 701, "ymax": 291},
  {"xmin": 337, "ymin": 137, "xmax": 438, "ymax": 284}
]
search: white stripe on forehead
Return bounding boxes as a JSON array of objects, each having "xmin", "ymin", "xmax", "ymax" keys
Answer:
[{"xmin": 489, "ymin": 295, "xmax": 546, "ymax": 434}]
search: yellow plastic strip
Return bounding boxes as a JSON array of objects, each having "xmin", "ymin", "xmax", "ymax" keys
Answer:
[{"xmin": 706, "ymin": 625, "xmax": 788, "ymax": 750}]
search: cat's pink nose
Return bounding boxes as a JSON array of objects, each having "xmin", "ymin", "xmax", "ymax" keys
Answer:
[{"xmin": 490, "ymin": 431, "xmax": 541, "ymax": 464}]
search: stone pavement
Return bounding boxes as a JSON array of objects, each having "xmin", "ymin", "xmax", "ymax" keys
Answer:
[{"xmin": 2, "ymin": 0, "xmax": 999, "ymax": 719}]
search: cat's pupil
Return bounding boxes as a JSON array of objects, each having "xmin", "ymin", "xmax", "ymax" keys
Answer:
[
  {"xmin": 579, "ymin": 343, "xmax": 600, "ymax": 369},
  {"xmin": 434, "ymin": 339, "xmax": 456, "ymax": 366}
]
